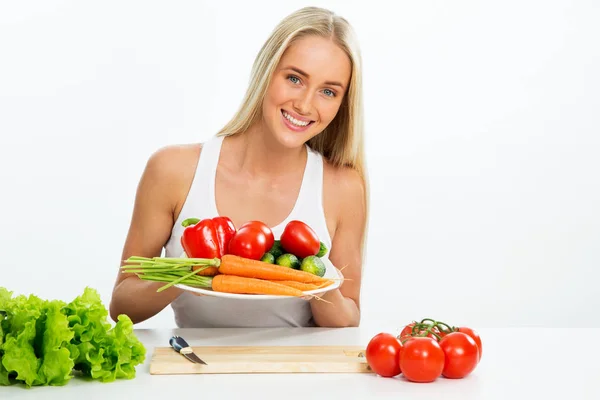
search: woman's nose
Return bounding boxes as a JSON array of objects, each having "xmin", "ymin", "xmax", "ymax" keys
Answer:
[{"xmin": 292, "ymin": 92, "xmax": 313, "ymax": 116}]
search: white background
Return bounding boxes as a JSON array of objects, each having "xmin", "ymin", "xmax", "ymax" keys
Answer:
[{"xmin": 0, "ymin": 0, "xmax": 598, "ymax": 331}]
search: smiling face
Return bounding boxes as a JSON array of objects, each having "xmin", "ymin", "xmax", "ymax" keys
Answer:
[{"xmin": 261, "ymin": 35, "xmax": 352, "ymax": 149}]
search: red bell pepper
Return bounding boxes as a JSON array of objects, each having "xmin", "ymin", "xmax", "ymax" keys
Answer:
[{"xmin": 180, "ymin": 216, "xmax": 236, "ymax": 259}]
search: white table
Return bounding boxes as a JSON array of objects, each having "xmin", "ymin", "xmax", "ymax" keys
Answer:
[{"xmin": 3, "ymin": 327, "xmax": 599, "ymax": 399}]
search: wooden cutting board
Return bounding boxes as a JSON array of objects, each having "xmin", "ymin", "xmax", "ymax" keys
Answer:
[{"xmin": 150, "ymin": 345, "xmax": 372, "ymax": 374}]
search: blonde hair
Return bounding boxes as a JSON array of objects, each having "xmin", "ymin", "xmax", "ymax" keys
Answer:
[{"xmin": 217, "ymin": 7, "xmax": 370, "ymax": 264}]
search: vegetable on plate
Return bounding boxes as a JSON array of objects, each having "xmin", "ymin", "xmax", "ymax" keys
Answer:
[
  {"xmin": 280, "ymin": 220, "xmax": 321, "ymax": 258},
  {"xmin": 121, "ymin": 254, "xmax": 335, "ymax": 297},
  {"xmin": 228, "ymin": 225, "xmax": 269, "ymax": 261},
  {"xmin": 180, "ymin": 216, "xmax": 236, "ymax": 275},
  {"xmin": 123, "ymin": 216, "xmax": 337, "ymax": 297}
]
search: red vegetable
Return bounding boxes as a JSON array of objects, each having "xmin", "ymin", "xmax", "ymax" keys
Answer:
[
  {"xmin": 399, "ymin": 321, "xmax": 439, "ymax": 341},
  {"xmin": 213, "ymin": 217, "xmax": 237, "ymax": 255},
  {"xmin": 180, "ymin": 216, "xmax": 236, "ymax": 259},
  {"xmin": 239, "ymin": 221, "xmax": 274, "ymax": 250},
  {"xmin": 438, "ymin": 332, "xmax": 479, "ymax": 379},
  {"xmin": 228, "ymin": 226, "xmax": 268, "ymax": 260},
  {"xmin": 458, "ymin": 326, "xmax": 483, "ymax": 361},
  {"xmin": 365, "ymin": 333, "xmax": 403, "ymax": 377},
  {"xmin": 280, "ymin": 220, "xmax": 320, "ymax": 258},
  {"xmin": 386, "ymin": 318, "xmax": 484, "ymax": 383},
  {"xmin": 399, "ymin": 337, "xmax": 445, "ymax": 383}
]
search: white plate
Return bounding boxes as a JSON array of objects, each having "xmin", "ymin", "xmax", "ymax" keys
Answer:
[{"xmin": 175, "ymin": 257, "xmax": 341, "ymax": 300}]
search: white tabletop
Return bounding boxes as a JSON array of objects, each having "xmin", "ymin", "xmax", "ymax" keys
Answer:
[{"xmin": 3, "ymin": 327, "xmax": 599, "ymax": 400}]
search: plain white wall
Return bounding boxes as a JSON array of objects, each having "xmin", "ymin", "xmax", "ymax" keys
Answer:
[{"xmin": 1, "ymin": 0, "xmax": 598, "ymax": 331}]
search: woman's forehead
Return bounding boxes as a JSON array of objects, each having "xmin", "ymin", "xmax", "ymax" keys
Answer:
[{"xmin": 279, "ymin": 36, "xmax": 351, "ymax": 85}]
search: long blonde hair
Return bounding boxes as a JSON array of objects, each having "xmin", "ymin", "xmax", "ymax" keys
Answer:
[{"xmin": 217, "ymin": 7, "xmax": 370, "ymax": 260}]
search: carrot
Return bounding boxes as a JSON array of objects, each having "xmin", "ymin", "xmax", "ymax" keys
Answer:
[
  {"xmin": 211, "ymin": 274, "xmax": 305, "ymax": 296},
  {"xmin": 219, "ymin": 254, "xmax": 329, "ymax": 284},
  {"xmin": 192, "ymin": 265, "xmax": 219, "ymax": 276},
  {"xmin": 319, "ymin": 279, "xmax": 334, "ymax": 289},
  {"xmin": 274, "ymin": 280, "xmax": 320, "ymax": 291},
  {"xmin": 315, "ymin": 279, "xmax": 335, "ymax": 288}
]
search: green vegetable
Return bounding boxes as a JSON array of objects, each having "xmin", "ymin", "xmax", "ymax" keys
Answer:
[
  {"xmin": 267, "ymin": 240, "xmax": 285, "ymax": 259},
  {"xmin": 316, "ymin": 242, "xmax": 328, "ymax": 257},
  {"xmin": 275, "ymin": 253, "xmax": 301, "ymax": 269},
  {"xmin": 0, "ymin": 287, "xmax": 146, "ymax": 387},
  {"xmin": 300, "ymin": 255, "xmax": 326, "ymax": 277},
  {"xmin": 260, "ymin": 252, "xmax": 275, "ymax": 264}
]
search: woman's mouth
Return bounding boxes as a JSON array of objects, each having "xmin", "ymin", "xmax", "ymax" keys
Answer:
[{"xmin": 281, "ymin": 109, "xmax": 314, "ymax": 132}]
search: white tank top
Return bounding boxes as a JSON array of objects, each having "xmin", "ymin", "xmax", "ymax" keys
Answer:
[{"xmin": 165, "ymin": 134, "xmax": 332, "ymax": 327}]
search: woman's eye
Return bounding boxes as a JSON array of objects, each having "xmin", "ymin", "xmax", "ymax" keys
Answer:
[
  {"xmin": 323, "ymin": 89, "xmax": 336, "ymax": 97},
  {"xmin": 288, "ymin": 75, "xmax": 300, "ymax": 84}
]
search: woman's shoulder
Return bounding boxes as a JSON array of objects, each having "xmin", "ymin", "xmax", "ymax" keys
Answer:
[
  {"xmin": 323, "ymin": 159, "xmax": 366, "ymax": 198},
  {"xmin": 148, "ymin": 142, "xmax": 203, "ymax": 163},
  {"xmin": 322, "ymin": 160, "xmax": 367, "ymax": 225},
  {"xmin": 140, "ymin": 143, "xmax": 203, "ymax": 194}
]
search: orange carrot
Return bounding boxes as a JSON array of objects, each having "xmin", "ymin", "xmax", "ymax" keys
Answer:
[
  {"xmin": 192, "ymin": 265, "xmax": 219, "ymax": 276},
  {"xmin": 315, "ymin": 279, "xmax": 335, "ymax": 288},
  {"xmin": 274, "ymin": 280, "xmax": 320, "ymax": 291},
  {"xmin": 219, "ymin": 254, "xmax": 329, "ymax": 284},
  {"xmin": 211, "ymin": 274, "xmax": 305, "ymax": 296}
]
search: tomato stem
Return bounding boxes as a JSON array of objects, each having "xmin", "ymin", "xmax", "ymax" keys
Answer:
[
  {"xmin": 435, "ymin": 321, "xmax": 455, "ymax": 333},
  {"xmin": 420, "ymin": 325, "xmax": 442, "ymax": 340},
  {"xmin": 400, "ymin": 318, "xmax": 459, "ymax": 341}
]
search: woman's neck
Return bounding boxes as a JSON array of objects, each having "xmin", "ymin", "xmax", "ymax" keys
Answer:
[{"xmin": 224, "ymin": 122, "xmax": 307, "ymax": 178}]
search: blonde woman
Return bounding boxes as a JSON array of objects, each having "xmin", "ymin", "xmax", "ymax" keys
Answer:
[{"xmin": 109, "ymin": 6, "xmax": 369, "ymax": 328}]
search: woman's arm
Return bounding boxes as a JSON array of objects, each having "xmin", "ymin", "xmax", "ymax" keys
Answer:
[
  {"xmin": 309, "ymin": 167, "xmax": 367, "ymax": 327},
  {"xmin": 109, "ymin": 145, "xmax": 200, "ymax": 324}
]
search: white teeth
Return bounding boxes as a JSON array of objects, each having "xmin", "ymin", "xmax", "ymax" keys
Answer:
[{"xmin": 283, "ymin": 110, "xmax": 310, "ymax": 127}]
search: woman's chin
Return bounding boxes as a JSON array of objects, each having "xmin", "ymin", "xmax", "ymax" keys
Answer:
[{"xmin": 273, "ymin": 131, "xmax": 312, "ymax": 149}]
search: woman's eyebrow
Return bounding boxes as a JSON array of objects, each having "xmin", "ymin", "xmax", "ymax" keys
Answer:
[{"xmin": 283, "ymin": 66, "xmax": 345, "ymax": 89}]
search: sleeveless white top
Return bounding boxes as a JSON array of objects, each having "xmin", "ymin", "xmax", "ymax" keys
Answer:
[{"xmin": 165, "ymin": 135, "xmax": 332, "ymax": 327}]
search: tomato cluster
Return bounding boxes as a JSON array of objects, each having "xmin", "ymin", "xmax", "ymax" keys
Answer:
[{"xmin": 365, "ymin": 318, "xmax": 482, "ymax": 383}]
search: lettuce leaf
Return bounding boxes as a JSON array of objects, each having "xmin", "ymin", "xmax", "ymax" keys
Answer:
[
  {"xmin": 33, "ymin": 300, "xmax": 75, "ymax": 386},
  {"xmin": 0, "ymin": 287, "xmax": 145, "ymax": 387},
  {"xmin": 63, "ymin": 287, "xmax": 146, "ymax": 382},
  {"xmin": 0, "ymin": 293, "xmax": 44, "ymax": 386}
]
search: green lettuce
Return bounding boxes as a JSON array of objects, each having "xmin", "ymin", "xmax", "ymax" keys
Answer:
[
  {"xmin": 0, "ymin": 287, "xmax": 146, "ymax": 387},
  {"xmin": 63, "ymin": 287, "xmax": 146, "ymax": 382}
]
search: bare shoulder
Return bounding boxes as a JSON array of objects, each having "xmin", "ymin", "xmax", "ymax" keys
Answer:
[
  {"xmin": 322, "ymin": 160, "xmax": 367, "ymax": 230},
  {"xmin": 145, "ymin": 143, "xmax": 202, "ymax": 182},
  {"xmin": 141, "ymin": 143, "xmax": 202, "ymax": 216}
]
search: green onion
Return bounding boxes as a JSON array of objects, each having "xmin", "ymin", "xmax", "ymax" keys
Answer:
[{"xmin": 121, "ymin": 255, "xmax": 218, "ymax": 292}]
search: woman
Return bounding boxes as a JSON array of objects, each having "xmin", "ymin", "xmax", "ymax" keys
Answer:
[{"xmin": 109, "ymin": 6, "xmax": 369, "ymax": 328}]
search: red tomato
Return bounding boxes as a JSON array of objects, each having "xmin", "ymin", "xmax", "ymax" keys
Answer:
[
  {"xmin": 239, "ymin": 221, "xmax": 274, "ymax": 250},
  {"xmin": 227, "ymin": 226, "xmax": 268, "ymax": 260},
  {"xmin": 399, "ymin": 337, "xmax": 445, "ymax": 383},
  {"xmin": 439, "ymin": 332, "xmax": 479, "ymax": 379},
  {"xmin": 399, "ymin": 322, "xmax": 439, "ymax": 340},
  {"xmin": 457, "ymin": 327, "xmax": 482, "ymax": 361},
  {"xmin": 280, "ymin": 220, "xmax": 320, "ymax": 258},
  {"xmin": 365, "ymin": 333, "xmax": 403, "ymax": 377},
  {"xmin": 400, "ymin": 322, "xmax": 417, "ymax": 338},
  {"xmin": 398, "ymin": 335, "xmax": 412, "ymax": 344}
]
